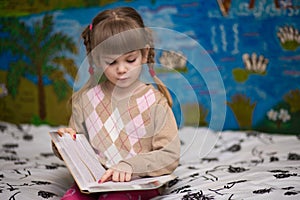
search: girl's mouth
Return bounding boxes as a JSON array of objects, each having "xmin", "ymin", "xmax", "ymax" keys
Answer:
[{"xmin": 118, "ymin": 77, "xmax": 128, "ymax": 81}]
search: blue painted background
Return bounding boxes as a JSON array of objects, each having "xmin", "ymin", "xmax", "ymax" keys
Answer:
[{"xmin": 1, "ymin": 0, "xmax": 300, "ymax": 133}]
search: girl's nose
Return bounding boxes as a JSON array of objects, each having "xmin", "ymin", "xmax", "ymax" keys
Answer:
[{"xmin": 117, "ymin": 63, "xmax": 127, "ymax": 74}]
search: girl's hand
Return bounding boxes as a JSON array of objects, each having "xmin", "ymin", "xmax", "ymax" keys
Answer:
[
  {"xmin": 99, "ymin": 162, "xmax": 133, "ymax": 183},
  {"xmin": 57, "ymin": 127, "xmax": 77, "ymax": 140}
]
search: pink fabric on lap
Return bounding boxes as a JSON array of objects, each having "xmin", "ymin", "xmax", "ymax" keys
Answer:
[
  {"xmin": 61, "ymin": 183, "xmax": 159, "ymax": 200},
  {"xmin": 98, "ymin": 188, "xmax": 159, "ymax": 200},
  {"xmin": 61, "ymin": 184, "xmax": 98, "ymax": 200}
]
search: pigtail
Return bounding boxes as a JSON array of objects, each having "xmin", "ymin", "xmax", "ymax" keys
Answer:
[
  {"xmin": 81, "ymin": 24, "xmax": 94, "ymax": 75},
  {"xmin": 145, "ymin": 28, "xmax": 173, "ymax": 107},
  {"xmin": 69, "ymin": 24, "xmax": 96, "ymax": 104}
]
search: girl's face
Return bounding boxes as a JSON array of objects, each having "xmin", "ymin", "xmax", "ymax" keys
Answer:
[{"xmin": 102, "ymin": 50, "xmax": 148, "ymax": 88}]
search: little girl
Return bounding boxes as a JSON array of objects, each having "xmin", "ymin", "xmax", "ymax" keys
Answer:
[{"xmin": 52, "ymin": 6, "xmax": 180, "ymax": 200}]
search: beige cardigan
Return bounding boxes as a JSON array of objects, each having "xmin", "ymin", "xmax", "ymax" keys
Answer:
[{"xmin": 54, "ymin": 83, "xmax": 180, "ymax": 177}]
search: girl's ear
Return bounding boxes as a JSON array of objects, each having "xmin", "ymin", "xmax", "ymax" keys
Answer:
[{"xmin": 141, "ymin": 45, "xmax": 150, "ymax": 64}]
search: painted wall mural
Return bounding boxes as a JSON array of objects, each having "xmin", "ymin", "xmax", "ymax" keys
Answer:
[{"xmin": 0, "ymin": 0, "xmax": 299, "ymax": 134}]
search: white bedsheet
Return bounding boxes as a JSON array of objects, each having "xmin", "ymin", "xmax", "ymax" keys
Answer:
[{"xmin": 0, "ymin": 122, "xmax": 299, "ymax": 199}]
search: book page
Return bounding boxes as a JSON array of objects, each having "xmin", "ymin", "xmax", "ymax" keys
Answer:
[
  {"xmin": 75, "ymin": 134, "xmax": 105, "ymax": 181},
  {"xmin": 49, "ymin": 132, "xmax": 104, "ymax": 185},
  {"xmin": 61, "ymin": 136, "xmax": 96, "ymax": 183}
]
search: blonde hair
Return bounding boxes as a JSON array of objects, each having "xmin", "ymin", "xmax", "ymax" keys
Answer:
[{"xmin": 76, "ymin": 7, "xmax": 172, "ymax": 107}]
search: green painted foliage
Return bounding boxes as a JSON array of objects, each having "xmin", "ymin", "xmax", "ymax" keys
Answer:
[
  {"xmin": 284, "ymin": 89, "xmax": 300, "ymax": 113},
  {"xmin": 227, "ymin": 94, "xmax": 256, "ymax": 129},
  {"xmin": 0, "ymin": 14, "xmax": 78, "ymax": 120},
  {"xmin": 232, "ymin": 68, "xmax": 249, "ymax": 83},
  {"xmin": 281, "ymin": 41, "xmax": 300, "ymax": 51},
  {"xmin": 0, "ymin": 0, "xmax": 120, "ymax": 17}
]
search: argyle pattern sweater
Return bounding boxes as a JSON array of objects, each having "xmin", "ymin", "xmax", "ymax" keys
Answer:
[{"xmin": 69, "ymin": 83, "xmax": 180, "ymax": 177}]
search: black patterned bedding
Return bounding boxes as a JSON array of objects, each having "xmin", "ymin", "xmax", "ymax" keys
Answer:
[{"xmin": 0, "ymin": 122, "xmax": 299, "ymax": 200}]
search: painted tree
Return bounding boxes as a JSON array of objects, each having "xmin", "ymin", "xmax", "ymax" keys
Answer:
[
  {"xmin": 217, "ymin": 0, "xmax": 232, "ymax": 16},
  {"xmin": 249, "ymin": 0, "xmax": 280, "ymax": 9},
  {"xmin": 227, "ymin": 94, "xmax": 256, "ymax": 129},
  {"xmin": 0, "ymin": 14, "xmax": 78, "ymax": 120}
]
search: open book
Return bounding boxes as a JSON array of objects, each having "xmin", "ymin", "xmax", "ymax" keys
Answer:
[{"xmin": 49, "ymin": 132, "xmax": 176, "ymax": 193}]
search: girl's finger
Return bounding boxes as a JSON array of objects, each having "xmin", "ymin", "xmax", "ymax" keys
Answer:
[
  {"xmin": 112, "ymin": 171, "xmax": 120, "ymax": 182},
  {"xmin": 119, "ymin": 171, "xmax": 125, "ymax": 182},
  {"xmin": 125, "ymin": 172, "xmax": 132, "ymax": 182},
  {"xmin": 99, "ymin": 169, "xmax": 113, "ymax": 183},
  {"xmin": 65, "ymin": 127, "xmax": 76, "ymax": 134},
  {"xmin": 57, "ymin": 128, "xmax": 76, "ymax": 140},
  {"xmin": 57, "ymin": 128, "xmax": 65, "ymax": 137},
  {"xmin": 65, "ymin": 128, "xmax": 77, "ymax": 140}
]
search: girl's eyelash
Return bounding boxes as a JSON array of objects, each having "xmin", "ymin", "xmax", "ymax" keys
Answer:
[
  {"xmin": 127, "ymin": 58, "xmax": 136, "ymax": 63},
  {"xmin": 106, "ymin": 57, "xmax": 136, "ymax": 65},
  {"xmin": 107, "ymin": 61, "xmax": 115, "ymax": 65}
]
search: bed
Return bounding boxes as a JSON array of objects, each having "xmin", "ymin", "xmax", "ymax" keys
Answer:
[{"xmin": 0, "ymin": 121, "xmax": 299, "ymax": 200}]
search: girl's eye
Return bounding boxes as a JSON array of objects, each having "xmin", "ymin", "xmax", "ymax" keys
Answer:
[
  {"xmin": 127, "ymin": 58, "xmax": 136, "ymax": 63},
  {"xmin": 107, "ymin": 61, "xmax": 116, "ymax": 65}
]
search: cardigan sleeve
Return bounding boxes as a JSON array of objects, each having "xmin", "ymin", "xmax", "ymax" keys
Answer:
[{"xmin": 121, "ymin": 96, "xmax": 180, "ymax": 177}]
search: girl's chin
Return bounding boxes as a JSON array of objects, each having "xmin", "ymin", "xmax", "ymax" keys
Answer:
[{"xmin": 115, "ymin": 80, "xmax": 144, "ymax": 90}]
